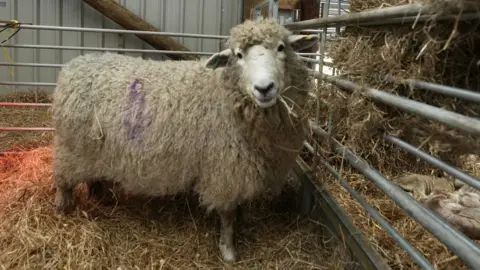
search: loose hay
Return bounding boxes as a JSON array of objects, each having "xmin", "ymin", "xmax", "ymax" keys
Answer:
[
  {"xmin": 0, "ymin": 110, "xmax": 352, "ymax": 269},
  {"xmin": 315, "ymin": 0, "xmax": 480, "ymax": 269},
  {"xmin": 325, "ymin": 0, "xmax": 480, "ymax": 167}
]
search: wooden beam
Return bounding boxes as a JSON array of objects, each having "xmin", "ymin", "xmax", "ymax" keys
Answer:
[
  {"xmin": 279, "ymin": 0, "xmax": 301, "ymax": 10},
  {"xmin": 82, "ymin": 0, "xmax": 198, "ymax": 61},
  {"xmin": 299, "ymin": 0, "xmax": 320, "ymax": 68}
]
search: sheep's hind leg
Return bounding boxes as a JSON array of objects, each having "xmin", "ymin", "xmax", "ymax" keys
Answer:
[
  {"xmin": 88, "ymin": 179, "xmax": 115, "ymax": 204},
  {"xmin": 217, "ymin": 205, "xmax": 237, "ymax": 262}
]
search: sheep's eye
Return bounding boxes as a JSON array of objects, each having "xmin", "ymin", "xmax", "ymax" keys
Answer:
[
  {"xmin": 277, "ymin": 44, "xmax": 284, "ymax": 52},
  {"xmin": 236, "ymin": 52, "xmax": 243, "ymax": 59}
]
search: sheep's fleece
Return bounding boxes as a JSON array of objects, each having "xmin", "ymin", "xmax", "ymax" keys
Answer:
[{"xmin": 52, "ymin": 18, "xmax": 318, "ymax": 261}]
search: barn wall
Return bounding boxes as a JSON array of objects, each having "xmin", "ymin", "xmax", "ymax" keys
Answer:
[{"xmin": 0, "ymin": 0, "xmax": 243, "ymax": 92}]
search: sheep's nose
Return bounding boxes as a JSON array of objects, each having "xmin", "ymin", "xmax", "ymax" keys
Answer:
[{"xmin": 254, "ymin": 82, "xmax": 275, "ymax": 95}]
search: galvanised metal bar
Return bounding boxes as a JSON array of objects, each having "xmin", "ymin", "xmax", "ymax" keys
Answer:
[
  {"xmin": 0, "ymin": 62, "xmax": 64, "ymax": 68},
  {"xmin": 311, "ymin": 1, "xmax": 331, "ymax": 160},
  {"xmin": 0, "ymin": 102, "xmax": 51, "ymax": 107},
  {"xmin": 291, "ymin": 13, "xmax": 479, "ymax": 30},
  {"xmin": 346, "ymin": 13, "xmax": 480, "ymax": 27},
  {"xmin": 2, "ymin": 44, "xmax": 214, "ymax": 55},
  {"xmin": 299, "ymin": 56, "xmax": 333, "ymax": 66},
  {"xmin": 268, "ymin": 0, "xmax": 279, "ymax": 22},
  {"xmin": 336, "ymin": 0, "xmax": 341, "ymax": 33},
  {"xmin": 297, "ymin": 52, "xmax": 324, "ymax": 56},
  {"xmin": 0, "ymin": 47, "xmax": 332, "ymax": 61},
  {"xmin": 294, "ymin": 158, "xmax": 392, "ymax": 270},
  {"xmin": 310, "ymin": 123, "xmax": 480, "ymax": 269},
  {"xmin": 305, "ymin": 139, "xmax": 435, "ymax": 268},
  {"xmin": 318, "ymin": 158, "xmax": 435, "ymax": 269},
  {"xmin": 0, "ymin": 81, "xmax": 57, "ymax": 87},
  {"xmin": 384, "ymin": 134, "xmax": 480, "ymax": 190},
  {"xmin": 295, "ymin": 53, "xmax": 324, "ymax": 56},
  {"xmin": 386, "ymin": 75, "xmax": 480, "ymax": 103},
  {"xmin": 283, "ymin": 3, "xmax": 472, "ymax": 30},
  {"xmin": 319, "ymin": 74, "xmax": 480, "ymax": 136},
  {"xmin": 0, "ymin": 127, "xmax": 54, "ymax": 131},
  {"xmin": 0, "ymin": 23, "xmax": 228, "ymax": 40},
  {"xmin": 299, "ymin": 56, "xmax": 319, "ymax": 63},
  {"xmin": 318, "ymin": 1, "xmax": 330, "ymax": 74},
  {"xmin": 253, "ymin": 0, "xmax": 269, "ymax": 20},
  {"xmin": 293, "ymin": 29, "xmax": 338, "ymax": 33}
]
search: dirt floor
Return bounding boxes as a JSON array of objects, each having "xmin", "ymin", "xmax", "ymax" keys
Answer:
[{"xmin": 0, "ymin": 92, "xmax": 353, "ymax": 269}]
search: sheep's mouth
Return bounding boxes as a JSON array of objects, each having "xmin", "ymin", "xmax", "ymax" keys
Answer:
[{"xmin": 255, "ymin": 96, "xmax": 277, "ymax": 108}]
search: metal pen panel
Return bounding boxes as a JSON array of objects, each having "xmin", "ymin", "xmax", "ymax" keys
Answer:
[
  {"xmin": 383, "ymin": 134, "xmax": 480, "ymax": 190},
  {"xmin": 310, "ymin": 123, "xmax": 480, "ymax": 269},
  {"xmin": 319, "ymin": 74, "xmax": 480, "ymax": 135}
]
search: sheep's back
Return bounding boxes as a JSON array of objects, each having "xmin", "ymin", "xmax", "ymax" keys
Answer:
[{"xmin": 53, "ymin": 53, "xmax": 228, "ymax": 196}]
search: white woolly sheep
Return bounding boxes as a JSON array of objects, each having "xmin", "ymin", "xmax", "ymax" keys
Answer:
[{"xmin": 52, "ymin": 18, "xmax": 319, "ymax": 262}]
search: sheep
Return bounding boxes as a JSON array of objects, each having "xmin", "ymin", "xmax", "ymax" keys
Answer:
[
  {"xmin": 393, "ymin": 173, "xmax": 480, "ymax": 198},
  {"xmin": 393, "ymin": 173, "xmax": 480, "ymax": 240},
  {"xmin": 392, "ymin": 173, "xmax": 457, "ymax": 199},
  {"xmin": 52, "ymin": 18, "xmax": 319, "ymax": 262},
  {"xmin": 419, "ymin": 188, "xmax": 480, "ymax": 240}
]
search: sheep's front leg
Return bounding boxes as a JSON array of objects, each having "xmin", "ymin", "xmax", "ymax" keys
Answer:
[
  {"xmin": 55, "ymin": 184, "xmax": 75, "ymax": 214},
  {"xmin": 53, "ymin": 173, "xmax": 76, "ymax": 214},
  {"xmin": 217, "ymin": 206, "xmax": 237, "ymax": 262}
]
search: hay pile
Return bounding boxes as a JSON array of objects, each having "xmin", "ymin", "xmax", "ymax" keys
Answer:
[
  {"xmin": 315, "ymin": 0, "xmax": 480, "ymax": 268},
  {"xmin": 0, "ymin": 93, "xmax": 354, "ymax": 269},
  {"xmin": 324, "ymin": 0, "xmax": 480, "ymax": 168}
]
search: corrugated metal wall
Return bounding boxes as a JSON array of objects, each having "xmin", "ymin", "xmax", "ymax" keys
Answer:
[{"xmin": 0, "ymin": 0, "xmax": 242, "ymax": 92}]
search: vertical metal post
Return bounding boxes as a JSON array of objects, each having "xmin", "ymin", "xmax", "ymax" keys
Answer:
[
  {"xmin": 336, "ymin": 0, "xmax": 341, "ymax": 33},
  {"xmin": 294, "ymin": 9, "xmax": 301, "ymax": 21},
  {"xmin": 316, "ymin": 1, "xmax": 330, "ymax": 134},
  {"xmin": 332, "ymin": 0, "xmax": 341, "ymax": 77},
  {"xmin": 268, "ymin": 0, "xmax": 279, "ymax": 22},
  {"xmin": 254, "ymin": 8, "xmax": 262, "ymax": 20},
  {"xmin": 319, "ymin": 1, "xmax": 330, "ymax": 75},
  {"xmin": 253, "ymin": 0, "xmax": 269, "ymax": 21}
]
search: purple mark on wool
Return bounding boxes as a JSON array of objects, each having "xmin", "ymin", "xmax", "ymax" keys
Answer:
[{"xmin": 123, "ymin": 79, "xmax": 152, "ymax": 143}]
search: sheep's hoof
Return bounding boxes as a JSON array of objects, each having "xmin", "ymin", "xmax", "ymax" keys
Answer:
[
  {"xmin": 54, "ymin": 187, "xmax": 75, "ymax": 214},
  {"xmin": 219, "ymin": 243, "xmax": 237, "ymax": 263}
]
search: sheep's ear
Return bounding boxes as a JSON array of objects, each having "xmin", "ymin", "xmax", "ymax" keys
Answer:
[
  {"xmin": 288, "ymin": 35, "xmax": 320, "ymax": 51},
  {"xmin": 205, "ymin": 49, "xmax": 232, "ymax": 69}
]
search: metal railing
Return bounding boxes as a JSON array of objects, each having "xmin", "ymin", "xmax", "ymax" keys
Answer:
[
  {"xmin": 285, "ymin": 3, "xmax": 480, "ymax": 269},
  {"xmin": 0, "ymin": 23, "xmax": 229, "ymax": 40},
  {"xmin": 283, "ymin": 3, "xmax": 478, "ymax": 30},
  {"xmin": 319, "ymin": 74, "xmax": 480, "ymax": 135}
]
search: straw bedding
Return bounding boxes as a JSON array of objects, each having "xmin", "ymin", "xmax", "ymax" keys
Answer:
[
  {"xmin": 0, "ymin": 92, "xmax": 353, "ymax": 269},
  {"xmin": 316, "ymin": 0, "xmax": 480, "ymax": 269}
]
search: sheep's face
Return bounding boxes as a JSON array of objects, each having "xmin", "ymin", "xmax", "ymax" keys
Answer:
[{"xmin": 205, "ymin": 29, "xmax": 318, "ymax": 109}]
